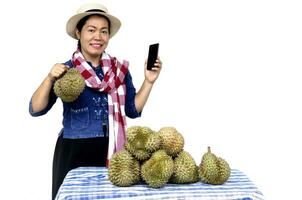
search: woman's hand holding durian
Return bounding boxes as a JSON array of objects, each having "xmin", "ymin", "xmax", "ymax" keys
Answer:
[{"xmin": 48, "ymin": 63, "xmax": 69, "ymax": 82}]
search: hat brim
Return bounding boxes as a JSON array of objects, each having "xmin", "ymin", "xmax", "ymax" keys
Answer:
[{"xmin": 66, "ymin": 12, "xmax": 121, "ymax": 39}]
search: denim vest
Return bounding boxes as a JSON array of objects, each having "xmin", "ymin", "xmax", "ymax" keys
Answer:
[{"xmin": 29, "ymin": 60, "xmax": 141, "ymax": 139}]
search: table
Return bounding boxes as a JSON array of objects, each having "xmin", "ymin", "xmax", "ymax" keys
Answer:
[{"xmin": 55, "ymin": 167, "xmax": 264, "ymax": 200}]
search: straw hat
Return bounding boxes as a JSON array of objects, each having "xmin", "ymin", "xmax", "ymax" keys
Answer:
[{"xmin": 66, "ymin": 3, "xmax": 121, "ymax": 39}]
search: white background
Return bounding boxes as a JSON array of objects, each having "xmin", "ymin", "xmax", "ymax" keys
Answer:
[{"xmin": 0, "ymin": 0, "xmax": 301, "ymax": 199}]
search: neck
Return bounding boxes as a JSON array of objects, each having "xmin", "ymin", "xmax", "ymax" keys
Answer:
[
  {"xmin": 82, "ymin": 52, "xmax": 101, "ymax": 68},
  {"xmin": 89, "ymin": 59, "xmax": 100, "ymax": 68}
]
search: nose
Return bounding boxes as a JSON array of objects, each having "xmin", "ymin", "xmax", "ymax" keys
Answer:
[{"xmin": 93, "ymin": 32, "xmax": 102, "ymax": 40}]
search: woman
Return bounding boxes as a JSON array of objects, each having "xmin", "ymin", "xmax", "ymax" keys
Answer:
[{"xmin": 29, "ymin": 3, "xmax": 162, "ymax": 199}]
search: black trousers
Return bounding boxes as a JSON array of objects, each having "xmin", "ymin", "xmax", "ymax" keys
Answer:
[{"xmin": 52, "ymin": 133, "xmax": 109, "ymax": 200}]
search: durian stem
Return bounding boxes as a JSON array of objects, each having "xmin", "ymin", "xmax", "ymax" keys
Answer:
[{"xmin": 207, "ymin": 146, "xmax": 211, "ymax": 153}]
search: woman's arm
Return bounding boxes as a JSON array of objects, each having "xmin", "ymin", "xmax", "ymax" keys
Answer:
[
  {"xmin": 135, "ymin": 57, "xmax": 162, "ymax": 113},
  {"xmin": 31, "ymin": 63, "xmax": 67, "ymax": 113}
]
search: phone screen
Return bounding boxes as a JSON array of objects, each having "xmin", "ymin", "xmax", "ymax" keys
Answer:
[{"xmin": 147, "ymin": 43, "xmax": 159, "ymax": 70}]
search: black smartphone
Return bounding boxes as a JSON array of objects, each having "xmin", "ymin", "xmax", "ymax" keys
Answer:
[{"xmin": 147, "ymin": 43, "xmax": 159, "ymax": 70}]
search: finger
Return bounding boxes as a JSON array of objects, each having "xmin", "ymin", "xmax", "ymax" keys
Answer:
[
  {"xmin": 154, "ymin": 63, "xmax": 162, "ymax": 69},
  {"xmin": 150, "ymin": 66, "xmax": 161, "ymax": 71},
  {"xmin": 155, "ymin": 59, "xmax": 162, "ymax": 65},
  {"xmin": 63, "ymin": 65, "xmax": 69, "ymax": 71},
  {"xmin": 53, "ymin": 68, "xmax": 67, "ymax": 78},
  {"xmin": 55, "ymin": 68, "xmax": 65, "ymax": 75},
  {"xmin": 59, "ymin": 66, "xmax": 69, "ymax": 74}
]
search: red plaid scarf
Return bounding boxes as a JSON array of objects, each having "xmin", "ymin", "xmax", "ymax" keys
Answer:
[{"xmin": 72, "ymin": 49, "xmax": 128, "ymax": 167}]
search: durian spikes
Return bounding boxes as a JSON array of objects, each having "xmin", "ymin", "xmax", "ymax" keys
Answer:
[
  {"xmin": 170, "ymin": 151, "xmax": 199, "ymax": 184},
  {"xmin": 125, "ymin": 126, "xmax": 160, "ymax": 161},
  {"xmin": 54, "ymin": 68, "xmax": 85, "ymax": 102},
  {"xmin": 145, "ymin": 132, "xmax": 161, "ymax": 152},
  {"xmin": 141, "ymin": 150, "xmax": 174, "ymax": 188},
  {"xmin": 158, "ymin": 127, "xmax": 184, "ymax": 157},
  {"xmin": 108, "ymin": 150, "xmax": 140, "ymax": 187},
  {"xmin": 199, "ymin": 146, "xmax": 231, "ymax": 185}
]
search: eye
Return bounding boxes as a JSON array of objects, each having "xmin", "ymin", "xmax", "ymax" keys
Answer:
[
  {"xmin": 88, "ymin": 29, "xmax": 95, "ymax": 33},
  {"xmin": 101, "ymin": 29, "xmax": 109, "ymax": 35}
]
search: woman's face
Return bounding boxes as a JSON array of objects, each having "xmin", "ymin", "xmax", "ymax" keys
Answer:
[{"xmin": 76, "ymin": 15, "xmax": 110, "ymax": 61}]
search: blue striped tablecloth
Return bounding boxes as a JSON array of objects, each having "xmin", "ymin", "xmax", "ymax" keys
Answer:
[{"xmin": 55, "ymin": 167, "xmax": 264, "ymax": 200}]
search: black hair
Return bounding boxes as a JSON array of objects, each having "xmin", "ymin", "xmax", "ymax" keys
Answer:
[{"xmin": 76, "ymin": 14, "xmax": 111, "ymax": 48}]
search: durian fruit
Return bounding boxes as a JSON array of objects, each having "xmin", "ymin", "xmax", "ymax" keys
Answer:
[
  {"xmin": 54, "ymin": 68, "xmax": 85, "ymax": 102},
  {"xmin": 141, "ymin": 150, "xmax": 174, "ymax": 188},
  {"xmin": 214, "ymin": 157, "xmax": 231, "ymax": 184},
  {"xmin": 158, "ymin": 127, "xmax": 184, "ymax": 157},
  {"xmin": 125, "ymin": 126, "xmax": 141, "ymax": 141},
  {"xmin": 125, "ymin": 126, "xmax": 160, "ymax": 161},
  {"xmin": 145, "ymin": 132, "xmax": 161, "ymax": 152},
  {"xmin": 199, "ymin": 147, "xmax": 231, "ymax": 185},
  {"xmin": 108, "ymin": 149, "xmax": 140, "ymax": 187},
  {"xmin": 170, "ymin": 151, "xmax": 199, "ymax": 184}
]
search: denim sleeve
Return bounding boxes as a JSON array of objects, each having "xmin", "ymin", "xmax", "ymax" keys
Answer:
[
  {"xmin": 124, "ymin": 71, "xmax": 141, "ymax": 118},
  {"xmin": 29, "ymin": 86, "xmax": 58, "ymax": 117}
]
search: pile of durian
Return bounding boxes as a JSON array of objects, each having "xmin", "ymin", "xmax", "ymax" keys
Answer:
[{"xmin": 108, "ymin": 126, "xmax": 231, "ymax": 188}]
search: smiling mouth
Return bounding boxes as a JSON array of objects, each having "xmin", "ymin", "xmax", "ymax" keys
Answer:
[{"xmin": 91, "ymin": 43, "xmax": 103, "ymax": 48}]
